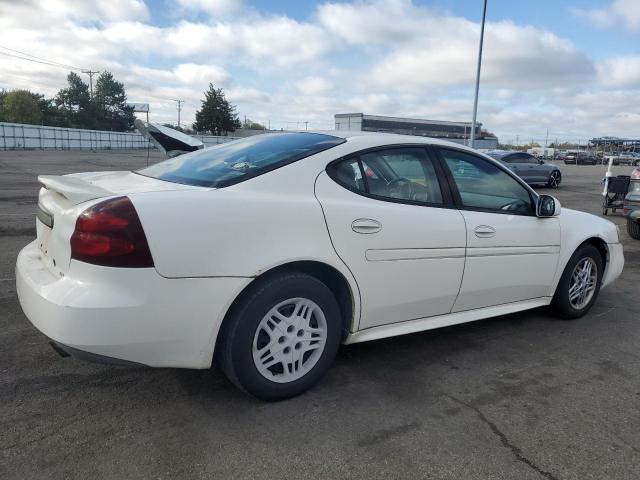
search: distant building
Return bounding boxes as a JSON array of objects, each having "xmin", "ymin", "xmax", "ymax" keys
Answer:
[{"xmin": 334, "ymin": 113, "xmax": 498, "ymax": 149}]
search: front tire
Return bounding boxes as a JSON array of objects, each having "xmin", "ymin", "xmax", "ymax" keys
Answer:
[
  {"xmin": 628, "ymin": 219, "xmax": 640, "ymax": 240},
  {"xmin": 547, "ymin": 170, "xmax": 561, "ymax": 188},
  {"xmin": 218, "ymin": 272, "xmax": 342, "ymax": 400},
  {"xmin": 550, "ymin": 245, "xmax": 603, "ymax": 319}
]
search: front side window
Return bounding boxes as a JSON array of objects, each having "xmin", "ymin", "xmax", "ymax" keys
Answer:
[
  {"xmin": 440, "ymin": 149, "xmax": 534, "ymax": 214},
  {"xmin": 138, "ymin": 132, "xmax": 345, "ymax": 188},
  {"xmin": 331, "ymin": 148, "xmax": 443, "ymax": 204}
]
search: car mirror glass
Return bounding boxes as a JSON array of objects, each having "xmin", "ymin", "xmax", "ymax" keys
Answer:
[{"xmin": 537, "ymin": 195, "xmax": 560, "ymax": 217}]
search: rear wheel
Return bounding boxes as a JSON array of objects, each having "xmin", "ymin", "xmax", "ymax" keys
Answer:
[
  {"xmin": 550, "ymin": 245, "xmax": 603, "ymax": 319},
  {"xmin": 218, "ymin": 272, "xmax": 342, "ymax": 400},
  {"xmin": 547, "ymin": 170, "xmax": 561, "ymax": 188},
  {"xmin": 628, "ymin": 218, "xmax": 640, "ymax": 240}
]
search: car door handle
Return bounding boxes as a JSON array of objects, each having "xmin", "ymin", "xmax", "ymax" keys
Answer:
[
  {"xmin": 474, "ymin": 225, "xmax": 496, "ymax": 238},
  {"xmin": 351, "ymin": 218, "xmax": 382, "ymax": 234}
]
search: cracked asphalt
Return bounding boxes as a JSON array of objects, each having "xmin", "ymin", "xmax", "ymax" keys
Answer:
[{"xmin": 1, "ymin": 150, "xmax": 639, "ymax": 479}]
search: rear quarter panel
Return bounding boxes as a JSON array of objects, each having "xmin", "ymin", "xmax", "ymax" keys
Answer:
[{"xmin": 129, "ymin": 148, "xmax": 359, "ymax": 282}]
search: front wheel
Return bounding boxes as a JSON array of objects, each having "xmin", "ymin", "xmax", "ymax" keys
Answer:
[
  {"xmin": 628, "ymin": 218, "xmax": 640, "ymax": 240},
  {"xmin": 218, "ymin": 272, "xmax": 342, "ymax": 400},
  {"xmin": 547, "ymin": 170, "xmax": 562, "ymax": 188},
  {"xmin": 550, "ymin": 245, "xmax": 603, "ymax": 319}
]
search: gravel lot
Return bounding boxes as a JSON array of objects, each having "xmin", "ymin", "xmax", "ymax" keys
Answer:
[{"xmin": 1, "ymin": 150, "xmax": 639, "ymax": 480}]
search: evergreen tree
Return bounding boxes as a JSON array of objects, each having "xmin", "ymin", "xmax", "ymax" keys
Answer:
[
  {"xmin": 93, "ymin": 72, "xmax": 135, "ymax": 131},
  {"xmin": 193, "ymin": 84, "xmax": 240, "ymax": 135},
  {"xmin": 55, "ymin": 72, "xmax": 92, "ymax": 128}
]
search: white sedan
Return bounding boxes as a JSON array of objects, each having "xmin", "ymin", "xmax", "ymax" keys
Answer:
[{"xmin": 16, "ymin": 131, "xmax": 624, "ymax": 400}]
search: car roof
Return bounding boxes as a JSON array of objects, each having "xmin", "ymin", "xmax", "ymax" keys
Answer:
[
  {"xmin": 304, "ymin": 130, "xmax": 485, "ymax": 155},
  {"xmin": 485, "ymin": 150, "xmax": 520, "ymax": 158}
]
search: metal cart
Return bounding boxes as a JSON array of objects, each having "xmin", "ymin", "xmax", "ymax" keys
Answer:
[{"xmin": 602, "ymin": 175, "xmax": 631, "ymax": 215}]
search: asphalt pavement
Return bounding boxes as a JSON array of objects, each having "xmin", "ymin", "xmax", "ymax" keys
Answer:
[{"xmin": 1, "ymin": 150, "xmax": 639, "ymax": 479}]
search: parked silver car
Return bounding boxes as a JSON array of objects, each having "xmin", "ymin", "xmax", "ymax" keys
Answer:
[{"xmin": 486, "ymin": 151, "xmax": 562, "ymax": 188}]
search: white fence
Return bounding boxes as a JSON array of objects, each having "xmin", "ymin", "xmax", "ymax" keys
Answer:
[
  {"xmin": 0, "ymin": 122, "xmax": 242, "ymax": 151},
  {"xmin": 0, "ymin": 122, "xmax": 150, "ymax": 150}
]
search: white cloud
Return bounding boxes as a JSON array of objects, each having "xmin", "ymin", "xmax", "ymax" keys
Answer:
[
  {"xmin": 165, "ymin": 17, "xmax": 330, "ymax": 68},
  {"xmin": 568, "ymin": 7, "xmax": 613, "ymax": 28},
  {"xmin": 295, "ymin": 76, "xmax": 334, "ymax": 95},
  {"xmin": 43, "ymin": 0, "xmax": 149, "ymax": 22},
  {"xmin": 0, "ymin": 0, "xmax": 637, "ymax": 139},
  {"xmin": 597, "ymin": 55, "xmax": 640, "ymax": 88},
  {"xmin": 344, "ymin": 15, "xmax": 594, "ymax": 90},
  {"xmin": 570, "ymin": 0, "xmax": 640, "ymax": 31}
]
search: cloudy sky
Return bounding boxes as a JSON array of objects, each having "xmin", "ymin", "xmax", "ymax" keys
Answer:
[{"xmin": 0, "ymin": 0, "xmax": 638, "ymax": 143}]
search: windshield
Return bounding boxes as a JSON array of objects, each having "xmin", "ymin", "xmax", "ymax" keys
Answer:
[{"xmin": 138, "ymin": 132, "xmax": 345, "ymax": 187}]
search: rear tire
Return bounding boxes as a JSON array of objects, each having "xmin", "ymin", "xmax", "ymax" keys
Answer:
[
  {"xmin": 628, "ymin": 219, "xmax": 640, "ymax": 240},
  {"xmin": 550, "ymin": 245, "xmax": 603, "ymax": 319},
  {"xmin": 218, "ymin": 272, "xmax": 342, "ymax": 400}
]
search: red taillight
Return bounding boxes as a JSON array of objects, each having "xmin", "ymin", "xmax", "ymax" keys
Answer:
[{"xmin": 70, "ymin": 197, "xmax": 154, "ymax": 268}]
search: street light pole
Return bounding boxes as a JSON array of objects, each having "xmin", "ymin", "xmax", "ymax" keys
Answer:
[{"xmin": 470, "ymin": 0, "xmax": 487, "ymax": 149}]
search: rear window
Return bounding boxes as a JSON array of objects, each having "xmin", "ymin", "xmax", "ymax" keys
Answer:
[{"xmin": 137, "ymin": 132, "xmax": 345, "ymax": 187}]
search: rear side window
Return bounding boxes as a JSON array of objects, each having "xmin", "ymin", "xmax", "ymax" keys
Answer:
[
  {"xmin": 329, "ymin": 148, "xmax": 444, "ymax": 205},
  {"xmin": 334, "ymin": 159, "xmax": 365, "ymax": 192},
  {"xmin": 138, "ymin": 132, "xmax": 345, "ymax": 188}
]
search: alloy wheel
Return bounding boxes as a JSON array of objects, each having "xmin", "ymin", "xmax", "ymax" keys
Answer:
[
  {"xmin": 568, "ymin": 257, "xmax": 598, "ymax": 310},
  {"xmin": 252, "ymin": 297, "xmax": 327, "ymax": 383},
  {"xmin": 549, "ymin": 171, "xmax": 561, "ymax": 188}
]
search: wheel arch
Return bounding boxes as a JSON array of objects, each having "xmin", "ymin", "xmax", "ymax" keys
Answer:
[
  {"xmin": 550, "ymin": 234, "xmax": 610, "ymax": 296},
  {"xmin": 214, "ymin": 260, "xmax": 358, "ymax": 361},
  {"xmin": 582, "ymin": 236, "xmax": 608, "ymax": 268}
]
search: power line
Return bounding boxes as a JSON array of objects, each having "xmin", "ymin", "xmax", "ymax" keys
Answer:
[
  {"xmin": 0, "ymin": 50, "xmax": 83, "ymax": 71},
  {"xmin": 0, "ymin": 45, "xmax": 82, "ymax": 71}
]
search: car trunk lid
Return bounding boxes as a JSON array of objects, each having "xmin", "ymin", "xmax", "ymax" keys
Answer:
[{"xmin": 35, "ymin": 170, "xmax": 208, "ymax": 277}]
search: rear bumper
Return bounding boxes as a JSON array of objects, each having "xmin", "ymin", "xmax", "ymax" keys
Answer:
[
  {"xmin": 16, "ymin": 241, "xmax": 251, "ymax": 368},
  {"xmin": 602, "ymin": 242, "xmax": 624, "ymax": 289}
]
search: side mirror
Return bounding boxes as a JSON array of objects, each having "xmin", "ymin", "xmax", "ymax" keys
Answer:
[
  {"xmin": 538, "ymin": 158, "xmax": 544, "ymax": 164},
  {"xmin": 537, "ymin": 195, "xmax": 561, "ymax": 217}
]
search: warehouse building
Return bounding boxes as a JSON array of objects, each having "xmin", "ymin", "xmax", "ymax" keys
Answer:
[{"xmin": 335, "ymin": 113, "xmax": 498, "ymax": 149}]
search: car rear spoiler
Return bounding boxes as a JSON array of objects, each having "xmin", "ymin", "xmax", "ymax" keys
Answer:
[
  {"xmin": 38, "ymin": 175, "xmax": 112, "ymax": 204},
  {"xmin": 134, "ymin": 119, "xmax": 204, "ymax": 158}
]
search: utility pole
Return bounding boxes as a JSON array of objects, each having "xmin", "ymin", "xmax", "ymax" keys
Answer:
[
  {"xmin": 516, "ymin": 134, "xmax": 519, "ymax": 147},
  {"xmin": 82, "ymin": 70, "xmax": 99, "ymax": 98},
  {"xmin": 304, "ymin": 121, "xmax": 309, "ymax": 130},
  {"xmin": 545, "ymin": 128, "xmax": 549, "ymax": 148},
  {"xmin": 470, "ymin": 0, "xmax": 488, "ymax": 149},
  {"xmin": 173, "ymin": 99, "xmax": 184, "ymax": 128}
]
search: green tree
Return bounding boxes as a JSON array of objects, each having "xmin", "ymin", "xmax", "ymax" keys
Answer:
[
  {"xmin": 193, "ymin": 84, "xmax": 240, "ymax": 135},
  {"xmin": 55, "ymin": 72, "xmax": 92, "ymax": 128},
  {"xmin": 93, "ymin": 71, "xmax": 135, "ymax": 131},
  {"xmin": 0, "ymin": 90, "xmax": 43, "ymax": 124},
  {"xmin": 242, "ymin": 118, "xmax": 265, "ymax": 130}
]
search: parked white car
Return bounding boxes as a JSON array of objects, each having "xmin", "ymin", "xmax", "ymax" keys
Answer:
[{"xmin": 16, "ymin": 132, "xmax": 624, "ymax": 399}]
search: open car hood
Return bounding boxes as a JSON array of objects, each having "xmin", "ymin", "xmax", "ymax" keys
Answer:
[{"xmin": 135, "ymin": 119, "xmax": 204, "ymax": 157}]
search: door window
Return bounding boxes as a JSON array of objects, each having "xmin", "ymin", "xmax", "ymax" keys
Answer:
[
  {"xmin": 440, "ymin": 149, "xmax": 534, "ymax": 214},
  {"xmin": 330, "ymin": 148, "xmax": 444, "ymax": 205}
]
